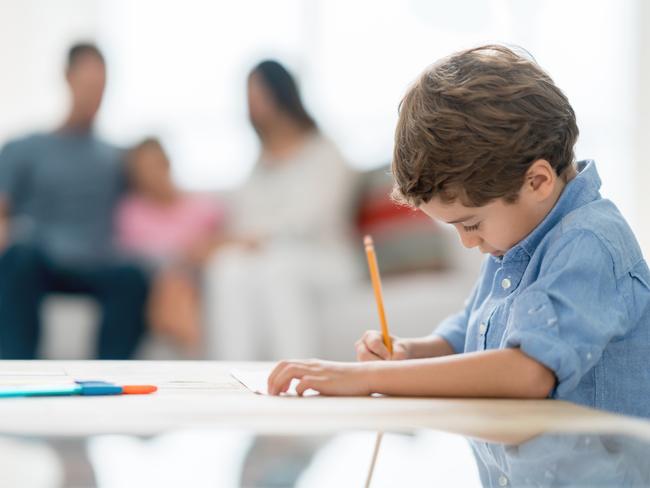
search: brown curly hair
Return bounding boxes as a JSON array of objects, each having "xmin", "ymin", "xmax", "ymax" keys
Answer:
[{"xmin": 392, "ymin": 44, "xmax": 579, "ymax": 207}]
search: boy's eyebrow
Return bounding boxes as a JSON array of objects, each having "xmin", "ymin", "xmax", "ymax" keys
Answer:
[{"xmin": 445, "ymin": 215, "xmax": 476, "ymax": 224}]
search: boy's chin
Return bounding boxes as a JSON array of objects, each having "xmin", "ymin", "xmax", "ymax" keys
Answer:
[{"xmin": 480, "ymin": 247, "xmax": 504, "ymax": 257}]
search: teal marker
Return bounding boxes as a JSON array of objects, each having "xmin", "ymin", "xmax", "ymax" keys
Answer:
[{"xmin": 0, "ymin": 384, "xmax": 82, "ymax": 398}]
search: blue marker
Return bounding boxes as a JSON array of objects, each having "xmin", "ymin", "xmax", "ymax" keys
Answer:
[{"xmin": 75, "ymin": 380, "xmax": 123, "ymax": 395}]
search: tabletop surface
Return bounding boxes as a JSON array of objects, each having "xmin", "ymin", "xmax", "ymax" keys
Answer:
[{"xmin": 0, "ymin": 360, "xmax": 648, "ymax": 440}]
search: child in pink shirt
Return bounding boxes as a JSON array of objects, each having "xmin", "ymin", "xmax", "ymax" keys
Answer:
[{"xmin": 116, "ymin": 138, "xmax": 224, "ymax": 352}]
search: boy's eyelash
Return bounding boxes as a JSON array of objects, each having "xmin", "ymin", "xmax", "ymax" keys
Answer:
[{"xmin": 462, "ymin": 223, "xmax": 480, "ymax": 232}]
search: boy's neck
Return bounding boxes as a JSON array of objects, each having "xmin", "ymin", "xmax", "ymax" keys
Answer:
[
  {"xmin": 551, "ymin": 164, "xmax": 578, "ymax": 207},
  {"xmin": 529, "ymin": 164, "xmax": 578, "ymax": 237},
  {"xmin": 561, "ymin": 164, "xmax": 578, "ymax": 184}
]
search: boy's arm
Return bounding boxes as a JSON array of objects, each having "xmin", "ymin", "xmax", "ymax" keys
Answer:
[
  {"xmin": 365, "ymin": 348, "xmax": 555, "ymax": 398},
  {"xmin": 401, "ymin": 335, "xmax": 456, "ymax": 359},
  {"xmin": 268, "ymin": 348, "xmax": 556, "ymax": 398},
  {"xmin": 357, "ymin": 269, "xmax": 486, "ymax": 361}
]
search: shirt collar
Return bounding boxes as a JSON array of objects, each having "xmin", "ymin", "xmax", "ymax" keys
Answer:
[{"xmin": 502, "ymin": 160, "xmax": 602, "ymax": 262}]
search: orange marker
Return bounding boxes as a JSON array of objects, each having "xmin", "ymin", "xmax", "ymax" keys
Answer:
[
  {"xmin": 364, "ymin": 235, "xmax": 393, "ymax": 356},
  {"xmin": 121, "ymin": 385, "xmax": 157, "ymax": 395}
]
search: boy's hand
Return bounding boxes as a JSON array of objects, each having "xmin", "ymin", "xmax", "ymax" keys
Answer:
[
  {"xmin": 267, "ymin": 359, "xmax": 373, "ymax": 396},
  {"xmin": 355, "ymin": 330, "xmax": 409, "ymax": 361}
]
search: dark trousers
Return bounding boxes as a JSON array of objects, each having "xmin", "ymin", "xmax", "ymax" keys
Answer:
[{"xmin": 0, "ymin": 244, "xmax": 150, "ymax": 359}]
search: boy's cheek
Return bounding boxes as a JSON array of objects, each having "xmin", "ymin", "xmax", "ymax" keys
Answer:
[{"xmin": 484, "ymin": 228, "xmax": 519, "ymax": 253}]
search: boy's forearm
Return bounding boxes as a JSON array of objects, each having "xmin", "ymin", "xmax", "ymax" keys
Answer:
[
  {"xmin": 402, "ymin": 335, "xmax": 456, "ymax": 359},
  {"xmin": 366, "ymin": 348, "xmax": 556, "ymax": 399}
]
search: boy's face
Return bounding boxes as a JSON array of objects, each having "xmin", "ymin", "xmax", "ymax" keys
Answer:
[
  {"xmin": 418, "ymin": 159, "xmax": 564, "ymax": 257},
  {"xmin": 419, "ymin": 196, "xmax": 538, "ymax": 257}
]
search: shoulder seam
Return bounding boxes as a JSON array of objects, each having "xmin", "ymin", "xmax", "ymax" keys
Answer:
[{"xmin": 556, "ymin": 227, "xmax": 620, "ymax": 278}]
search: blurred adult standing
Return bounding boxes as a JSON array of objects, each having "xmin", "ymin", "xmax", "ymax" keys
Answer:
[
  {"xmin": 206, "ymin": 60, "xmax": 356, "ymax": 360},
  {"xmin": 0, "ymin": 43, "xmax": 149, "ymax": 359}
]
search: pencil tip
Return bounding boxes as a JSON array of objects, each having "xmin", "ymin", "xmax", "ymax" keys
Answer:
[{"xmin": 364, "ymin": 235, "xmax": 373, "ymax": 246}]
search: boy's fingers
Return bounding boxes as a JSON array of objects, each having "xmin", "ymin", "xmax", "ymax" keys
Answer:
[
  {"xmin": 361, "ymin": 330, "xmax": 382, "ymax": 342},
  {"xmin": 269, "ymin": 363, "xmax": 312, "ymax": 395},
  {"xmin": 363, "ymin": 333, "xmax": 390, "ymax": 360},
  {"xmin": 268, "ymin": 361, "xmax": 303, "ymax": 395},
  {"xmin": 356, "ymin": 347, "xmax": 382, "ymax": 362},
  {"xmin": 274, "ymin": 365, "xmax": 306, "ymax": 395},
  {"xmin": 267, "ymin": 360, "xmax": 291, "ymax": 391},
  {"xmin": 296, "ymin": 376, "xmax": 319, "ymax": 396},
  {"xmin": 391, "ymin": 345, "xmax": 409, "ymax": 360},
  {"xmin": 268, "ymin": 359, "xmax": 310, "ymax": 387},
  {"xmin": 355, "ymin": 340, "xmax": 383, "ymax": 361}
]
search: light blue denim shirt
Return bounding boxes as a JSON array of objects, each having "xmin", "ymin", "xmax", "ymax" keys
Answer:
[
  {"xmin": 471, "ymin": 433, "xmax": 650, "ymax": 488},
  {"xmin": 434, "ymin": 160, "xmax": 650, "ymax": 418}
]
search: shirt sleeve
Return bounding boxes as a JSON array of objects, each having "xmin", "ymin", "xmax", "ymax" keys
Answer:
[
  {"xmin": 503, "ymin": 230, "xmax": 634, "ymax": 397},
  {"xmin": 433, "ymin": 275, "xmax": 482, "ymax": 353}
]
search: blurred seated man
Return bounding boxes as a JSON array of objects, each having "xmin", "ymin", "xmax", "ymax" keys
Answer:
[{"xmin": 0, "ymin": 43, "xmax": 149, "ymax": 359}]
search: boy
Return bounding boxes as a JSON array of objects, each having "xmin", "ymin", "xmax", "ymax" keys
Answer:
[{"xmin": 267, "ymin": 45, "xmax": 650, "ymax": 418}]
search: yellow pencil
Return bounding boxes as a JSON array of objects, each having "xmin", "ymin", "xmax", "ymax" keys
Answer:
[{"xmin": 364, "ymin": 235, "xmax": 393, "ymax": 356}]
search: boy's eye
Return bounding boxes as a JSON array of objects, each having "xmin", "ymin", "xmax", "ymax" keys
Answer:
[{"xmin": 462, "ymin": 222, "xmax": 480, "ymax": 232}]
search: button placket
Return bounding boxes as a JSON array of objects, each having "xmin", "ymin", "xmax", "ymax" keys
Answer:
[
  {"xmin": 478, "ymin": 322, "xmax": 488, "ymax": 335},
  {"xmin": 477, "ymin": 306, "xmax": 498, "ymax": 350},
  {"xmin": 496, "ymin": 250, "xmax": 528, "ymax": 297}
]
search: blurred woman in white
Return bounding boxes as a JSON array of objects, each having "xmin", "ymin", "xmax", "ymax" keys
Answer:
[{"xmin": 205, "ymin": 60, "xmax": 356, "ymax": 360}]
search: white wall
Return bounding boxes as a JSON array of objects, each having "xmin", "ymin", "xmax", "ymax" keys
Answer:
[
  {"xmin": 0, "ymin": 0, "xmax": 101, "ymax": 138},
  {"xmin": 634, "ymin": 0, "xmax": 650, "ymax": 256},
  {"xmin": 0, "ymin": 0, "xmax": 647, "ymax": 251}
]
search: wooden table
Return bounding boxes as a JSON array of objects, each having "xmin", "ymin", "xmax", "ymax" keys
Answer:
[{"xmin": 1, "ymin": 360, "xmax": 648, "ymax": 441}]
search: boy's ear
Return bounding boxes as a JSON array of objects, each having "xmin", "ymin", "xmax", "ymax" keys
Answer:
[{"xmin": 524, "ymin": 159, "xmax": 556, "ymax": 201}]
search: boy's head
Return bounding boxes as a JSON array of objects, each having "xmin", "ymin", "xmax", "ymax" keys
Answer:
[{"xmin": 393, "ymin": 45, "xmax": 579, "ymax": 256}]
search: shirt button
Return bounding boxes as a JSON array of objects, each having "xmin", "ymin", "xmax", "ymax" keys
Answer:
[
  {"xmin": 478, "ymin": 322, "xmax": 487, "ymax": 335},
  {"xmin": 501, "ymin": 278, "xmax": 512, "ymax": 290},
  {"xmin": 498, "ymin": 474, "xmax": 509, "ymax": 486}
]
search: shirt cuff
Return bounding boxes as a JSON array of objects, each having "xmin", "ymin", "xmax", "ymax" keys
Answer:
[{"xmin": 504, "ymin": 290, "xmax": 583, "ymax": 397}]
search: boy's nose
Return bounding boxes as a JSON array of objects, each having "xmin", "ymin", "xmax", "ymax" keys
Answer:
[{"xmin": 459, "ymin": 231, "xmax": 482, "ymax": 249}]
